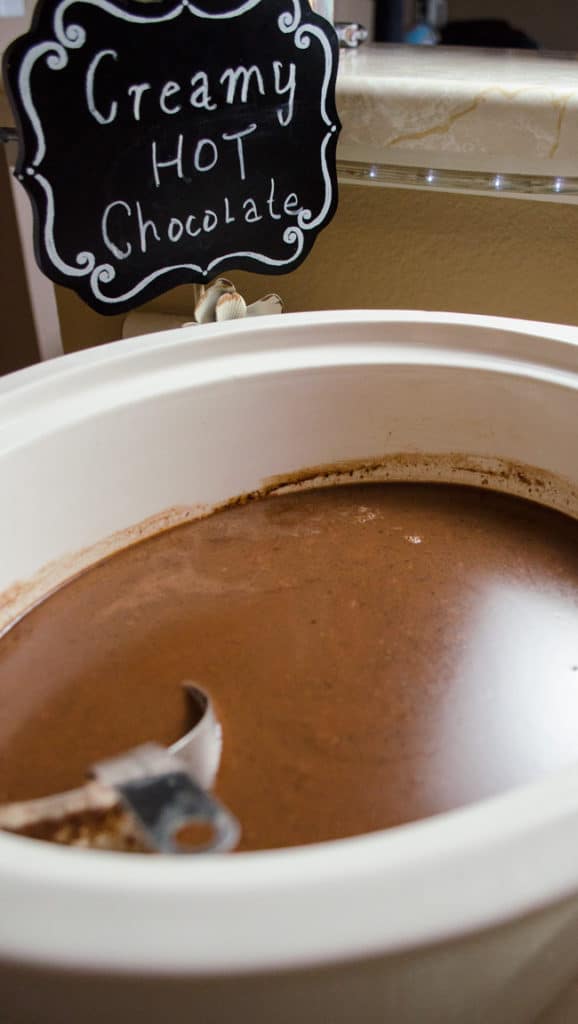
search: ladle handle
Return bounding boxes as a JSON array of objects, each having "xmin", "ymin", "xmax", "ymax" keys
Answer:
[{"xmin": 93, "ymin": 743, "xmax": 240, "ymax": 854}]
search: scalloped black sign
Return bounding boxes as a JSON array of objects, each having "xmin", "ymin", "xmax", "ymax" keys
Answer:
[{"xmin": 2, "ymin": 0, "xmax": 340, "ymax": 314}]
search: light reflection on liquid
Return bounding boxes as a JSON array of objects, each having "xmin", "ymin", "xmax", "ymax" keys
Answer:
[{"xmin": 431, "ymin": 579, "xmax": 578, "ymax": 808}]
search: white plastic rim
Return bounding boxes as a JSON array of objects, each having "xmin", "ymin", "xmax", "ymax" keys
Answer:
[{"xmin": 0, "ymin": 309, "xmax": 577, "ymax": 976}]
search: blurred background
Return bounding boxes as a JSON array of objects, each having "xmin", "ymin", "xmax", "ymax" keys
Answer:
[
  {"xmin": 4, "ymin": 0, "xmax": 578, "ymax": 371},
  {"xmin": 335, "ymin": 0, "xmax": 578, "ymax": 51}
]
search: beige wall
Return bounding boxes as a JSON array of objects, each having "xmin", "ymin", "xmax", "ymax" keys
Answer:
[
  {"xmin": 57, "ymin": 183, "xmax": 578, "ymax": 353},
  {"xmin": 334, "ymin": 0, "xmax": 375, "ymax": 31},
  {"xmin": 0, "ymin": 0, "xmax": 32, "ymax": 61}
]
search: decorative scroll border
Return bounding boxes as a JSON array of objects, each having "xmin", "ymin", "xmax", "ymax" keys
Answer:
[{"xmin": 9, "ymin": 0, "xmax": 340, "ymax": 309}]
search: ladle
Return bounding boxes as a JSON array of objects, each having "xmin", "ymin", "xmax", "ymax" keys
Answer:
[{"xmin": 0, "ymin": 684, "xmax": 240, "ymax": 854}]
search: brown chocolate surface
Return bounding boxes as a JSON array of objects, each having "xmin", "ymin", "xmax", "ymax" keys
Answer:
[{"xmin": 1, "ymin": 483, "xmax": 578, "ymax": 851}]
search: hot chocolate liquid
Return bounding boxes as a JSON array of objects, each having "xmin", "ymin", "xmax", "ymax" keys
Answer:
[{"xmin": 1, "ymin": 483, "xmax": 577, "ymax": 851}]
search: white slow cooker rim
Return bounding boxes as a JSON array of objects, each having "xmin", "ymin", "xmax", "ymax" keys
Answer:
[
  {"xmin": 3, "ymin": 767, "xmax": 578, "ymax": 974},
  {"xmin": 1, "ymin": 309, "xmax": 577, "ymax": 975}
]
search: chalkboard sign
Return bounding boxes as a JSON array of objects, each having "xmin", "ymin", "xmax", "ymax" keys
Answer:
[{"xmin": 2, "ymin": 0, "xmax": 340, "ymax": 315}]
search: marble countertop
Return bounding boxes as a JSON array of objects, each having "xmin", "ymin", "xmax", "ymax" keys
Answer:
[
  {"xmin": 336, "ymin": 45, "xmax": 578, "ymax": 187},
  {"xmin": 3, "ymin": 42, "xmax": 578, "ymax": 197}
]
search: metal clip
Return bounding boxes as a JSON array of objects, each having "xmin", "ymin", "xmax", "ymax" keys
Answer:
[
  {"xmin": 92, "ymin": 742, "xmax": 240, "ymax": 854},
  {"xmin": 0, "ymin": 683, "xmax": 241, "ymax": 854}
]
